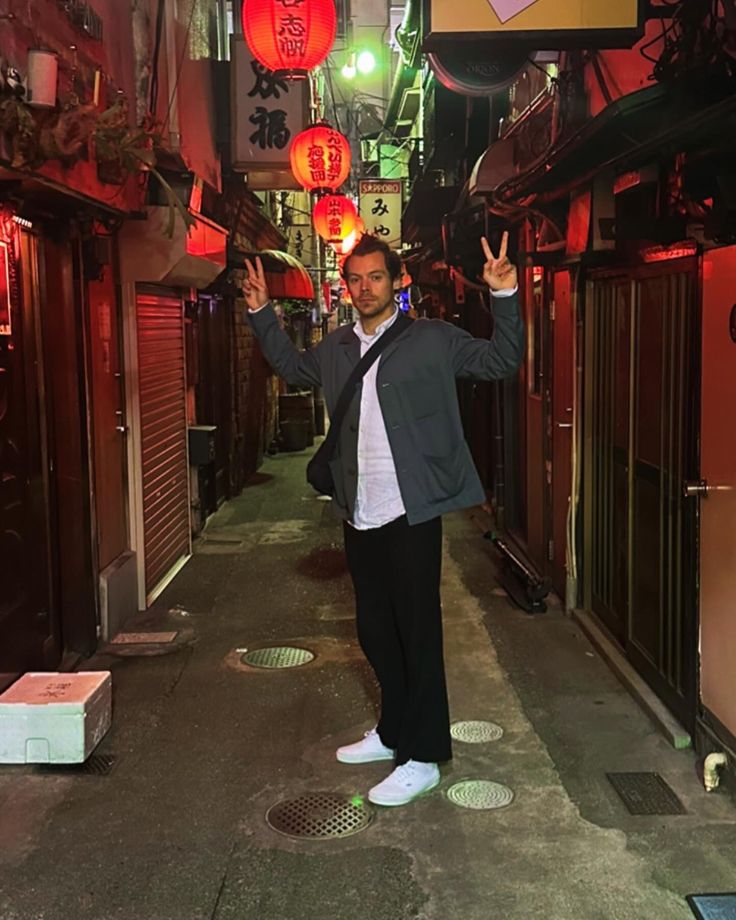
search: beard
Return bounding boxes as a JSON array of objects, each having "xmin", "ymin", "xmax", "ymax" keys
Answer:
[{"xmin": 355, "ymin": 296, "xmax": 393, "ymax": 318}]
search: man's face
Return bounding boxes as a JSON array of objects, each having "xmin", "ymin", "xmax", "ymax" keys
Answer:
[{"xmin": 345, "ymin": 252, "xmax": 398, "ymax": 322}]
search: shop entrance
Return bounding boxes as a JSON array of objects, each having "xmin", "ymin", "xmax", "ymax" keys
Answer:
[{"xmin": 586, "ymin": 258, "xmax": 699, "ymax": 729}]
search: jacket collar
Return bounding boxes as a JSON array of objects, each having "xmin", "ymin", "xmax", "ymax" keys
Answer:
[{"xmin": 339, "ymin": 311, "xmax": 413, "ymax": 346}]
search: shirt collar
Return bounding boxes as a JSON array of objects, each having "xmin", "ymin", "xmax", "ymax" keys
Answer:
[{"xmin": 354, "ymin": 307, "xmax": 399, "ymax": 346}]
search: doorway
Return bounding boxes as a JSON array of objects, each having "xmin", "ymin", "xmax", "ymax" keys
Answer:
[{"xmin": 586, "ymin": 258, "xmax": 699, "ymax": 729}]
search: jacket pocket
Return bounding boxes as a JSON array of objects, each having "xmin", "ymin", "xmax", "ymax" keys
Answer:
[{"xmin": 424, "ymin": 442, "xmax": 466, "ymax": 502}]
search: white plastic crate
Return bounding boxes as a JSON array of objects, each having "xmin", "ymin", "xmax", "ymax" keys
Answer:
[{"xmin": 0, "ymin": 672, "xmax": 112, "ymax": 764}]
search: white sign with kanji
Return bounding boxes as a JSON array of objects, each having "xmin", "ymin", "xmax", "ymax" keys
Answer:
[
  {"xmin": 231, "ymin": 36, "xmax": 308, "ymax": 172},
  {"xmin": 359, "ymin": 180, "xmax": 403, "ymax": 250},
  {"xmin": 286, "ymin": 223, "xmax": 319, "ymax": 268}
]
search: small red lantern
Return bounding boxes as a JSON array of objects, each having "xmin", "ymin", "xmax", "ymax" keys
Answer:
[
  {"xmin": 289, "ymin": 125, "xmax": 351, "ymax": 192},
  {"xmin": 332, "ymin": 216, "xmax": 365, "ymax": 255},
  {"xmin": 242, "ymin": 0, "xmax": 337, "ymax": 75},
  {"xmin": 313, "ymin": 195, "xmax": 358, "ymax": 243}
]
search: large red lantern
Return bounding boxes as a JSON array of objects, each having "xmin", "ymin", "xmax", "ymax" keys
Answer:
[
  {"xmin": 313, "ymin": 195, "xmax": 358, "ymax": 243},
  {"xmin": 290, "ymin": 125, "xmax": 351, "ymax": 192},
  {"xmin": 242, "ymin": 0, "xmax": 337, "ymax": 75}
]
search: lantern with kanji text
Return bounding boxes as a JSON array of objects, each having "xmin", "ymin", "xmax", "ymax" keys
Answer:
[
  {"xmin": 313, "ymin": 194, "xmax": 358, "ymax": 243},
  {"xmin": 289, "ymin": 125, "xmax": 351, "ymax": 193},
  {"xmin": 242, "ymin": 0, "xmax": 337, "ymax": 76}
]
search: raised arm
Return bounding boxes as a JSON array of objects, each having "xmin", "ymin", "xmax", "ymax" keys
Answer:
[
  {"xmin": 449, "ymin": 232, "xmax": 525, "ymax": 380},
  {"xmin": 242, "ymin": 256, "xmax": 322, "ymax": 388}
]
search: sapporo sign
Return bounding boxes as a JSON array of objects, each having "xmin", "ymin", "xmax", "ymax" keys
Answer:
[
  {"xmin": 359, "ymin": 181, "xmax": 403, "ymax": 250},
  {"xmin": 423, "ymin": 0, "xmax": 644, "ymax": 49}
]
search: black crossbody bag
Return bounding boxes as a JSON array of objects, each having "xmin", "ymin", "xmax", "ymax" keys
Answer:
[{"xmin": 306, "ymin": 312, "xmax": 413, "ymax": 496}]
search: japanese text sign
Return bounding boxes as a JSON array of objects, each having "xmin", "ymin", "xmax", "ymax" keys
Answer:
[
  {"xmin": 359, "ymin": 180, "xmax": 403, "ymax": 250},
  {"xmin": 231, "ymin": 36, "xmax": 308, "ymax": 173}
]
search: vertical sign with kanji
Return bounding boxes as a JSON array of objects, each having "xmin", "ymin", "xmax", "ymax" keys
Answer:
[
  {"xmin": 0, "ymin": 241, "xmax": 11, "ymax": 336},
  {"xmin": 231, "ymin": 36, "xmax": 308, "ymax": 177},
  {"xmin": 359, "ymin": 180, "xmax": 403, "ymax": 249}
]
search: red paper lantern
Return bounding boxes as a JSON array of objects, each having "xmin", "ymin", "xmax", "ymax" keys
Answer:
[
  {"xmin": 313, "ymin": 195, "xmax": 358, "ymax": 243},
  {"xmin": 290, "ymin": 125, "xmax": 351, "ymax": 192},
  {"xmin": 242, "ymin": 0, "xmax": 337, "ymax": 75}
]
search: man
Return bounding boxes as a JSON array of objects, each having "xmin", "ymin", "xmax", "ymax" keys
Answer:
[{"xmin": 242, "ymin": 232, "xmax": 523, "ymax": 806}]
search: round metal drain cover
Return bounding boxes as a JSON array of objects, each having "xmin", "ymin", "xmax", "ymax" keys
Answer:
[
  {"xmin": 267, "ymin": 793, "xmax": 374, "ymax": 839},
  {"xmin": 451, "ymin": 720, "xmax": 504, "ymax": 743},
  {"xmin": 241, "ymin": 646, "xmax": 315, "ymax": 669},
  {"xmin": 447, "ymin": 780, "xmax": 514, "ymax": 810}
]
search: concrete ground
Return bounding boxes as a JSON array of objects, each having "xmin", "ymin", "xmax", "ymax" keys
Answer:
[{"xmin": 2, "ymin": 446, "xmax": 736, "ymax": 920}]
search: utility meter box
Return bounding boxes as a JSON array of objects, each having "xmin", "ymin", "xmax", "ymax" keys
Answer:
[
  {"xmin": 0, "ymin": 672, "xmax": 112, "ymax": 764},
  {"xmin": 188, "ymin": 425, "xmax": 217, "ymax": 466}
]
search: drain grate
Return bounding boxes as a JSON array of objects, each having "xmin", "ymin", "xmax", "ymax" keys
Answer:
[
  {"xmin": 607, "ymin": 772, "xmax": 686, "ymax": 815},
  {"xmin": 111, "ymin": 632, "xmax": 178, "ymax": 645},
  {"xmin": 451, "ymin": 720, "xmax": 504, "ymax": 744},
  {"xmin": 447, "ymin": 780, "xmax": 514, "ymax": 810},
  {"xmin": 38, "ymin": 754, "xmax": 117, "ymax": 776},
  {"xmin": 686, "ymin": 893, "xmax": 736, "ymax": 919},
  {"xmin": 266, "ymin": 793, "xmax": 374, "ymax": 839},
  {"xmin": 241, "ymin": 646, "xmax": 315, "ymax": 669}
]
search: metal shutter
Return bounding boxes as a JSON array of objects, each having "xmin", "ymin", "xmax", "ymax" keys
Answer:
[{"xmin": 136, "ymin": 293, "xmax": 190, "ymax": 599}]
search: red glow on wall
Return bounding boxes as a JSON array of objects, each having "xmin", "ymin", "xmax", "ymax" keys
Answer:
[
  {"xmin": 242, "ymin": 0, "xmax": 337, "ymax": 75},
  {"xmin": 0, "ymin": 241, "xmax": 11, "ymax": 336},
  {"xmin": 290, "ymin": 125, "xmax": 351, "ymax": 192},
  {"xmin": 313, "ymin": 194, "xmax": 358, "ymax": 242}
]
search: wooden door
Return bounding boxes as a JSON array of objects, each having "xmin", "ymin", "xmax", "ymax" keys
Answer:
[
  {"xmin": 588, "ymin": 260, "xmax": 698, "ymax": 728},
  {"xmin": 88, "ymin": 271, "xmax": 129, "ymax": 570},
  {"xmin": 698, "ymin": 246, "xmax": 736, "ymax": 740},
  {"xmin": 42, "ymin": 233, "xmax": 98, "ymax": 657},
  {"xmin": 550, "ymin": 270, "xmax": 575, "ymax": 600},
  {"xmin": 0, "ymin": 227, "xmax": 56, "ymax": 679}
]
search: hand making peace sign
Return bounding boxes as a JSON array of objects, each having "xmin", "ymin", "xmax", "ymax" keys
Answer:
[
  {"xmin": 481, "ymin": 231, "xmax": 517, "ymax": 292},
  {"xmin": 241, "ymin": 256, "xmax": 270, "ymax": 312}
]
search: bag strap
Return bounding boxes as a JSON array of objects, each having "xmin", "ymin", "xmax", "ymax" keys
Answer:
[{"xmin": 322, "ymin": 311, "xmax": 412, "ymax": 452}]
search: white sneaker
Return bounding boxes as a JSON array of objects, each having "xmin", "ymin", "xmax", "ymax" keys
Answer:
[
  {"xmin": 336, "ymin": 728, "xmax": 396, "ymax": 764},
  {"xmin": 368, "ymin": 760, "xmax": 440, "ymax": 806}
]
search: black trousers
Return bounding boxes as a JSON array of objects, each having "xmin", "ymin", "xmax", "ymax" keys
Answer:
[{"xmin": 342, "ymin": 515, "xmax": 452, "ymax": 765}]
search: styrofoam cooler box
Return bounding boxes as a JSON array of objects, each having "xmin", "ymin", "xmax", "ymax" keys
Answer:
[{"xmin": 0, "ymin": 671, "xmax": 112, "ymax": 764}]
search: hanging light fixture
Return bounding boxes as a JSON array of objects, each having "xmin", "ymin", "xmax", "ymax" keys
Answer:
[
  {"xmin": 289, "ymin": 124, "xmax": 351, "ymax": 193},
  {"xmin": 242, "ymin": 0, "xmax": 337, "ymax": 76},
  {"xmin": 313, "ymin": 195, "xmax": 358, "ymax": 243}
]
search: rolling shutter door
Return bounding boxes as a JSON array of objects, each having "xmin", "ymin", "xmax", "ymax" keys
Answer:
[{"xmin": 136, "ymin": 293, "xmax": 190, "ymax": 599}]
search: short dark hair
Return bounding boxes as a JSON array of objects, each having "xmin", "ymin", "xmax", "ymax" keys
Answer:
[{"xmin": 341, "ymin": 234, "xmax": 402, "ymax": 282}]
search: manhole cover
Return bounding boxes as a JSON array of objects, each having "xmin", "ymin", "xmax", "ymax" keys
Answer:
[
  {"xmin": 687, "ymin": 893, "xmax": 736, "ymax": 919},
  {"xmin": 266, "ymin": 793, "xmax": 374, "ymax": 839},
  {"xmin": 451, "ymin": 720, "xmax": 504, "ymax": 743},
  {"xmin": 241, "ymin": 646, "xmax": 315, "ymax": 669},
  {"xmin": 607, "ymin": 772, "xmax": 685, "ymax": 815},
  {"xmin": 447, "ymin": 780, "xmax": 514, "ymax": 810}
]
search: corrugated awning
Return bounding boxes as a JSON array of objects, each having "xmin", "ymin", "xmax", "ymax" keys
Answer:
[{"xmin": 228, "ymin": 247, "xmax": 314, "ymax": 300}]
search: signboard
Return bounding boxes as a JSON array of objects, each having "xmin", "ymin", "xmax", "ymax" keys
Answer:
[
  {"xmin": 0, "ymin": 241, "xmax": 11, "ymax": 336},
  {"xmin": 231, "ymin": 36, "xmax": 308, "ymax": 183},
  {"xmin": 287, "ymin": 223, "xmax": 319, "ymax": 268},
  {"xmin": 423, "ymin": 0, "xmax": 643, "ymax": 49},
  {"xmin": 359, "ymin": 180, "xmax": 403, "ymax": 250}
]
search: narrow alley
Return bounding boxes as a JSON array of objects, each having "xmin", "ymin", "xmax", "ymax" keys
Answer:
[{"xmin": 2, "ymin": 446, "xmax": 735, "ymax": 920}]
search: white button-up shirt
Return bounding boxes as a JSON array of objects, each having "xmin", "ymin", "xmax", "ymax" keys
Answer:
[{"xmin": 351, "ymin": 309, "xmax": 406, "ymax": 530}]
